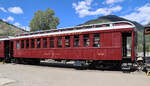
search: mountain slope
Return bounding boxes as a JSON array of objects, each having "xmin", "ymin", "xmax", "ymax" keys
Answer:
[{"xmin": 0, "ymin": 19, "xmax": 26, "ymax": 37}]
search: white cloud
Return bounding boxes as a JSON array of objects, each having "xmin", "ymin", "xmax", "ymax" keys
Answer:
[
  {"xmin": 14, "ymin": 22, "xmax": 20, "ymax": 27},
  {"xmin": 14, "ymin": 22, "xmax": 30, "ymax": 31},
  {"xmin": 105, "ymin": 0, "xmax": 124, "ymax": 5},
  {"xmin": 2, "ymin": 19, "xmax": 7, "ymax": 22},
  {"xmin": 3, "ymin": 16, "xmax": 14, "ymax": 22},
  {"xmin": 7, "ymin": 16, "xmax": 14, "ymax": 22},
  {"xmin": 21, "ymin": 26, "xmax": 30, "ymax": 31},
  {"xmin": 8, "ymin": 7, "xmax": 23, "ymax": 14},
  {"xmin": 123, "ymin": 4, "xmax": 150, "ymax": 24},
  {"xmin": 0, "ymin": 7, "xmax": 7, "ymax": 12},
  {"xmin": 72, "ymin": 0, "xmax": 122, "ymax": 18}
]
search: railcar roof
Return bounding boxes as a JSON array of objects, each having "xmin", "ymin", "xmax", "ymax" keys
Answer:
[
  {"xmin": 19, "ymin": 21, "xmax": 143, "ymax": 36},
  {"xmin": 18, "ymin": 21, "xmax": 135, "ymax": 35},
  {"xmin": 0, "ymin": 36, "xmax": 14, "ymax": 41},
  {"xmin": 0, "ymin": 21, "xmax": 144, "ymax": 40}
]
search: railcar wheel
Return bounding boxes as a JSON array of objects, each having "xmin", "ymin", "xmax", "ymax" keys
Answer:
[
  {"xmin": 74, "ymin": 61, "xmax": 87, "ymax": 70},
  {"xmin": 4, "ymin": 58, "xmax": 11, "ymax": 63},
  {"xmin": 14, "ymin": 58, "xmax": 23, "ymax": 64},
  {"xmin": 32, "ymin": 60, "xmax": 40, "ymax": 65},
  {"xmin": 88, "ymin": 63, "xmax": 96, "ymax": 69},
  {"xmin": 136, "ymin": 61, "xmax": 144, "ymax": 71},
  {"xmin": 0, "ymin": 59, "xmax": 3, "ymax": 62},
  {"xmin": 25, "ymin": 59, "xmax": 40, "ymax": 65}
]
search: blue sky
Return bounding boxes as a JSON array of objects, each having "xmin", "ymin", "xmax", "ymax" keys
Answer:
[{"xmin": 0, "ymin": 0, "xmax": 150, "ymax": 31}]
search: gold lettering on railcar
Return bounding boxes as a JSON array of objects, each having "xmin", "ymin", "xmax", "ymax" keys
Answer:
[
  {"xmin": 97, "ymin": 53, "xmax": 104, "ymax": 56},
  {"xmin": 55, "ymin": 53, "xmax": 60, "ymax": 56},
  {"xmin": 44, "ymin": 52, "xmax": 60, "ymax": 56},
  {"xmin": 44, "ymin": 53, "xmax": 51, "ymax": 56}
]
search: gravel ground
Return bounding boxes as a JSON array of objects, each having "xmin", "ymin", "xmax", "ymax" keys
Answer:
[{"xmin": 0, "ymin": 63, "xmax": 150, "ymax": 86}]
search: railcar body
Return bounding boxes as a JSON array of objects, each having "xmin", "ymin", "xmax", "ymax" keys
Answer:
[
  {"xmin": 0, "ymin": 21, "xmax": 141, "ymax": 70},
  {"xmin": 13, "ymin": 29, "xmax": 134, "ymax": 60},
  {"xmin": 0, "ymin": 37, "xmax": 12, "ymax": 62},
  {"xmin": 11, "ymin": 21, "xmax": 137, "ymax": 68},
  {"xmin": 0, "ymin": 40, "xmax": 4, "ymax": 60}
]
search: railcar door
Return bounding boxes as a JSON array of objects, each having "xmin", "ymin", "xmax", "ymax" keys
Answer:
[
  {"xmin": 10, "ymin": 41, "xmax": 13, "ymax": 58},
  {"xmin": 4, "ymin": 40, "xmax": 10, "ymax": 60},
  {"xmin": 122, "ymin": 32, "xmax": 132, "ymax": 61}
]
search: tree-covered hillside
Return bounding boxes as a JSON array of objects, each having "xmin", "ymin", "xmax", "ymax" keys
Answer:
[{"xmin": 0, "ymin": 19, "xmax": 26, "ymax": 37}]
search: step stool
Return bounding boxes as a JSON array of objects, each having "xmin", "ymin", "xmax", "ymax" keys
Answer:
[
  {"xmin": 0, "ymin": 62, "xmax": 4, "ymax": 64},
  {"xmin": 146, "ymin": 70, "xmax": 150, "ymax": 76}
]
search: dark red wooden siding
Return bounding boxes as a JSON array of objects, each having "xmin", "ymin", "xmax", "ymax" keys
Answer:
[
  {"xmin": 0, "ymin": 41, "xmax": 4, "ymax": 58},
  {"xmin": 13, "ymin": 31, "xmax": 124, "ymax": 61}
]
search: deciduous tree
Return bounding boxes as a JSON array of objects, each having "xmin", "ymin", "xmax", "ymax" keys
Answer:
[{"xmin": 29, "ymin": 8, "xmax": 59, "ymax": 32}]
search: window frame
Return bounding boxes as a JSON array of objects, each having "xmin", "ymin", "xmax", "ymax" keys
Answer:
[
  {"xmin": 26, "ymin": 39, "xmax": 29, "ymax": 49},
  {"xmin": 83, "ymin": 34, "xmax": 90, "ymax": 47},
  {"xmin": 16, "ymin": 40, "xmax": 20, "ymax": 49},
  {"xmin": 74, "ymin": 35, "xmax": 80, "ymax": 47},
  {"xmin": 65, "ymin": 36, "xmax": 70, "ymax": 48},
  {"xmin": 21, "ymin": 40, "xmax": 24, "ymax": 49},
  {"xmin": 50, "ymin": 37, "xmax": 54, "ymax": 48},
  {"xmin": 93, "ymin": 33, "xmax": 100, "ymax": 47},
  {"xmin": 31, "ymin": 39, "xmax": 35, "ymax": 48},
  {"xmin": 43, "ymin": 38, "xmax": 47, "ymax": 48},
  {"xmin": 57, "ymin": 36, "xmax": 62, "ymax": 48},
  {"xmin": 37, "ymin": 38, "xmax": 41, "ymax": 48}
]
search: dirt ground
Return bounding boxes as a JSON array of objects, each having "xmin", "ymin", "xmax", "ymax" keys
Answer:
[{"xmin": 0, "ymin": 62, "xmax": 150, "ymax": 86}]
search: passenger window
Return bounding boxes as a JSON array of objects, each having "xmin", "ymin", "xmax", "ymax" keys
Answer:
[
  {"xmin": 16, "ymin": 40, "xmax": 20, "ymax": 49},
  {"xmin": 57, "ymin": 37, "xmax": 62, "ymax": 48},
  {"xmin": 37, "ymin": 38, "xmax": 41, "ymax": 48},
  {"xmin": 43, "ymin": 38, "xmax": 47, "ymax": 48},
  {"xmin": 65, "ymin": 36, "xmax": 70, "ymax": 47},
  {"xmin": 74, "ymin": 35, "xmax": 80, "ymax": 47},
  {"xmin": 26, "ymin": 39, "xmax": 29, "ymax": 48},
  {"xmin": 83, "ymin": 34, "xmax": 89, "ymax": 47},
  {"xmin": 31, "ymin": 39, "xmax": 35, "ymax": 48},
  {"xmin": 93, "ymin": 34, "xmax": 100, "ymax": 47},
  {"xmin": 21, "ymin": 40, "xmax": 24, "ymax": 48},
  {"xmin": 50, "ymin": 37, "xmax": 54, "ymax": 48}
]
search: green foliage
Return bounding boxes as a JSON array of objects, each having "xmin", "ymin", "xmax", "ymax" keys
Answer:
[
  {"xmin": 146, "ymin": 43, "xmax": 150, "ymax": 52},
  {"xmin": 0, "ymin": 32, "xmax": 15, "ymax": 36},
  {"xmin": 136, "ymin": 30, "xmax": 150, "ymax": 52},
  {"xmin": 137, "ymin": 30, "xmax": 144, "ymax": 52},
  {"xmin": 29, "ymin": 8, "xmax": 59, "ymax": 32}
]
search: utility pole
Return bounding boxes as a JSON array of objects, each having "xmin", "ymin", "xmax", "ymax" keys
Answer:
[{"xmin": 143, "ymin": 28, "xmax": 146, "ymax": 58}]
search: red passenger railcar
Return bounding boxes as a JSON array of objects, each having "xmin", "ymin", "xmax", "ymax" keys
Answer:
[
  {"xmin": 8, "ymin": 21, "xmax": 137, "ymax": 69},
  {"xmin": 0, "ymin": 37, "xmax": 12, "ymax": 61},
  {"xmin": 0, "ymin": 40, "xmax": 4, "ymax": 60}
]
